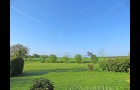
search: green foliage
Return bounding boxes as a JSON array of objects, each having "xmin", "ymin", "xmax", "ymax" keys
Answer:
[
  {"xmin": 32, "ymin": 54, "xmax": 40, "ymax": 58},
  {"xmin": 87, "ymin": 51, "xmax": 98, "ymax": 63},
  {"xmin": 75, "ymin": 54, "xmax": 82, "ymax": 63},
  {"xmin": 99, "ymin": 57, "xmax": 130, "ymax": 72},
  {"xmin": 48, "ymin": 54, "xmax": 57, "ymax": 63},
  {"xmin": 10, "ymin": 44, "xmax": 29, "ymax": 58},
  {"xmin": 10, "ymin": 56, "xmax": 24, "ymax": 76},
  {"xmin": 39, "ymin": 56, "xmax": 46, "ymax": 63},
  {"xmin": 87, "ymin": 64, "xmax": 94, "ymax": 71},
  {"xmin": 91, "ymin": 54, "xmax": 98, "ymax": 63},
  {"xmin": 56, "ymin": 60, "xmax": 63, "ymax": 63},
  {"xmin": 62, "ymin": 55, "xmax": 69, "ymax": 63},
  {"xmin": 28, "ymin": 57, "xmax": 33, "ymax": 62},
  {"xmin": 30, "ymin": 77, "xmax": 54, "ymax": 90},
  {"xmin": 40, "ymin": 55, "xmax": 49, "ymax": 58}
]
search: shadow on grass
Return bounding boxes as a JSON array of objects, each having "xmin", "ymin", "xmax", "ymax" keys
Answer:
[{"xmin": 14, "ymin": 68, "xmax": 87, "ymax": 77}]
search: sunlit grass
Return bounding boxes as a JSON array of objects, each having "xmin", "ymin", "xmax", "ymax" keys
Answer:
[{"xmin": 10, "ymin": 62, "xmax": 129, "ymax": 90}]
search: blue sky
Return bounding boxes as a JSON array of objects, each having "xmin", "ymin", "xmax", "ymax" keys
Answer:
[{"xmin": 10, "ymin": 0, "xmax": 130, "ymax": 57}]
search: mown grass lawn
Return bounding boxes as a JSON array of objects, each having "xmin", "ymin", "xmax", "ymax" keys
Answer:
[{"xmin": 10, "ymin": 62, "xmax": 129, "ymax": 90}]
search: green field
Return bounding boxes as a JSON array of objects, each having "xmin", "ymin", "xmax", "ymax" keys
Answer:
[{"xmin": 10, "ymin": 62, "xmax": 129, "ymax": 90}]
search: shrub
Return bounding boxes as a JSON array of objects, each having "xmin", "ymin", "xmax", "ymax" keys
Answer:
[
  {"xmin": 99, "ymin": 57, "xmax": 130, "ymax": 72},
  {"xmin": 39, "ymin": 56, "xmax": 46, "ymax": 63},
  {"xmin": 87, "ymin": 64, "xmax": 94, "ymax": 71},
  {"xmin": 75, "ymin": 54, "xmax": 82, "ymax": 63},
  {"xmin": 48, "ymin": 54, "xmax": 57, "ymax": 63},
  {"xmin": 30, "ymin": 77, "xmax": 54, "ymax": 90},
  {"xmin": 10, "ymin": 56, "xmax": 24, "ymax": 76},
  {"xmin": 63, "ymin": 55, "xmax": 69, "ymax": 63}
]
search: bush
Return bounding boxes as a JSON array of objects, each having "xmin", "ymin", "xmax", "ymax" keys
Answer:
[
  {"xmin": 30, "ymin": 77, "xmax": 54, "ymax": 90},
  {"xmin": 87, "ymin": 64, "xmax": 94, "ymax": 71},
  {"xmin": 75, "ymin": 54, "xmax": 82, "ymax": 63},
  {"xmin": 40, "ymin": 56, "xmax": 46, "ymax": 63},
  {"xmin": 10, "ymin": 56, "xmax": 24, "ymax": 76},
  {"xmin": 99, "ymin": 57, "xmax": 130, "ymax": 72},
  {"xmin": 48, "ymin": 54, "xmax": 57, "ymax": 63}
]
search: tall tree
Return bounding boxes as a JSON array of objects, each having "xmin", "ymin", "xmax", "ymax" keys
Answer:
[
  {"xmin": 87, "ymin": 51, "xmax": 98, "ymax": 63},
  {"xmin": 10, "ymin": 44, "xmax": 29, "ymax": 57}
]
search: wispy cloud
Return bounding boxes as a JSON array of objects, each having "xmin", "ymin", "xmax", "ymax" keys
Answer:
[{"xmin": 10, "ymin": 5, "xmax": 50, "ymax": 29}]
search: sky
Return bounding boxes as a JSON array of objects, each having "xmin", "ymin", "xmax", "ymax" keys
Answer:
[{"xmin": 10, "ymin": 0, "xmax": 130, "ymax": 57}]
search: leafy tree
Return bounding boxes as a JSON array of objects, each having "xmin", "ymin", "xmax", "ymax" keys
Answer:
[
  {"xmin": 75, "ymin": 54, "xmax": 82, "ymax": 63},
  {"xmin": 10, "ymin": 44, "xmax": 29, "ymax": 58},
  {"xmin": 32, "ymin": 54, "xmax": 40, "ymax": 58},
  {"xmin": 48, "ymin": 54, "xmax": 57, "ymax": 63},
  {"xmin": 87, "ymin": 51, "xmax": 98, "ymax": 63},
  {"xmin": 39, "ymin": 56, "xmax": 46, "ymax": 63}
]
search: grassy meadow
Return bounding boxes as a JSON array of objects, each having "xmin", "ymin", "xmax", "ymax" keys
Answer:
[{"xmin": 10, "ymin": 59, "xmax": 129, "ymax": 90}]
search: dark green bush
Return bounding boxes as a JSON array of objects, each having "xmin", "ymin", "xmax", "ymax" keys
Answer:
[
  {"xmin": 48, "ymin": 54, "xmax": 57, "ymax": 63},
  {"xmin": 40, "ymin": 56, "xmax": 46, "ymax": 63},
  {"xmin": 10, "ymin": 56, "xmax": 24, "ymax": 76},
  {"xmin": 30, "ymin": 77, "xmax": 54, "ymax": 90},
  {"xmin": 99, "ymin": 57, "xmax": 130, "ymax": 72},
  {"xmin": 75, "ymin": 54, "xmax": 82, "ymax": 63}
]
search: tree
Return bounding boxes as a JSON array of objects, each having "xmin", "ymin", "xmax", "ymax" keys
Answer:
[
  {"xmin": 87, "ymin": 51, "xmax": 98, "ymax": 63},
  {"xmin": 32, "ymin": 54, "xmax": 40, "ymax": 58},
  {"xmin": 48, "ymin": 54, "xmax": 57, "ymax": 63},
  {"xmin": 75, "ymin": 54, "xmax": 82, "ymax": 63},
  {"xmin": 10, "ymin": 44, "xmax": 29, "ymax": 58}
]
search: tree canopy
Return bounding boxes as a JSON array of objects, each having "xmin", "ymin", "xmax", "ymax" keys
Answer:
[{"xmin": 10, "ymin": 44, "xmax": 29, "ymax": 58}]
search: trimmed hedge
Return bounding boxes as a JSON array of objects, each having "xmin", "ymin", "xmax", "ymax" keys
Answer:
[
  {"xmin": 10, "ymin": 56, "xmax": 24, "ymax": 76},
  {"xmin": 99, "ymin": 57, "xmax": 130, "ymax": 72}
]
